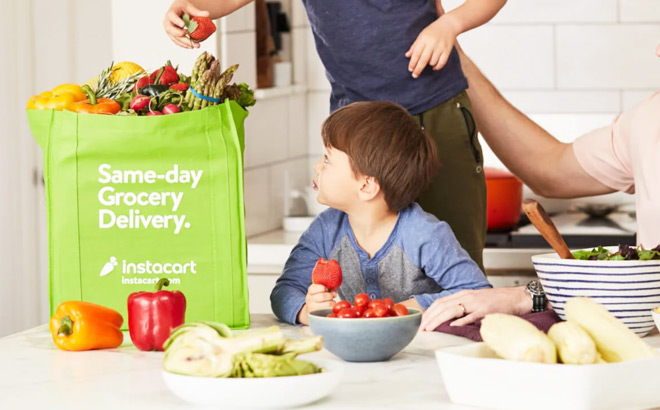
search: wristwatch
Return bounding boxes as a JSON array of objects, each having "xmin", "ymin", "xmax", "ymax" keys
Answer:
[{"xmin": 525, "ymin": 279, "xmax": 547, "ymax": 313}]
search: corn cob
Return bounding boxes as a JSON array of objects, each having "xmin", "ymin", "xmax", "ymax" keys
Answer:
[
  {"xmin": 564, "ymin": 297, "xmax": 659, "ymax": 362},
  {"xmin": 548, "ymin": 321, "xmax": 599, "ymax": 364},
  {"xmin": 480, "ymin": 313, "xmax": 557, "ymax": 363}
]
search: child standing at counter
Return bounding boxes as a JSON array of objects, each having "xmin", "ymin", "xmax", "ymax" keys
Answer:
[{"xmin": 269, "ymin": 101, "xmax": 491, "ymax": 325}]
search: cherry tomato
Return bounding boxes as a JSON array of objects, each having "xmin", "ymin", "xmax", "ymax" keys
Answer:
[
  {"xmin": 362, "ymin": 309, "xmax": 377, "ymax": 318},
  {"xmin": 354, "ymin": 304, "xmax": 367, "ymax": 317},
  {"xmin": 326, "ymin": 313, "xmax": 337, "ymax": 318},
  {"xmin": 368, "ymin": 299, "xmax": 385, "ymax": 310},
  {"xmin": 383, "ymin": 298, "xmax": 394, "ymax": 310},
  {"xmin": 354, "ymin": 293, "xmax": 370, "ymax": 307},
  {"xmin": 337, "ymin": 307, "xmax": 359, "ymax": 319},
  {"xmin": 333, "ymin": 300, "xmax": 351, "ymax": 314},
  {"xmin": 373, "ymin": 304, "xmax": 388, "ymax": 317},
  {"xmin": 391, "ymin": 304, "xmax": 408, "ymax": 316}
]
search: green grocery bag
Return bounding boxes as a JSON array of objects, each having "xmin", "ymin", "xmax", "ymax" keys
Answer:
[{"xmin": 27, "ymin": 100, "xmax": 250, "ymax": 329}]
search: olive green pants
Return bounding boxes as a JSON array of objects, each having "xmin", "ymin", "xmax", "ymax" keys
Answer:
[{"xmin": 415, "ymin": 91, "xmax": 487, "ymax": 271}]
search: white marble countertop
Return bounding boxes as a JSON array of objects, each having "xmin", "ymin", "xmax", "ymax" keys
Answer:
[
  {"xmin": 3, "ymin": 314, "xmax": 660, "ymax": 409},
  {"xmin": 0, "ymin": 314, "xmax": 481, "ymax": 410}
]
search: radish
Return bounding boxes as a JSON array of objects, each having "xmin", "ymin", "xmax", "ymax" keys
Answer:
[
  {"xmin": 146, "ymin": 111, "xmax": 163, "ymax": 116},
  {"xmin": 130, "ymin": 95, "xmax": 151, "ymax": 111},
  {"xmin": 162, "ymin": 104, "xmax": 181, "ymax": 115}
]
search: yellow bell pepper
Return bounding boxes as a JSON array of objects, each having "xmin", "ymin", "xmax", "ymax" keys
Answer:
[
  {"xmin": 26, "ymin": 83, "xmax": 86, "ymax": 111},
  {"xmin": 50, "ymin": 301, "xmax": 124, "ymax": 351}
]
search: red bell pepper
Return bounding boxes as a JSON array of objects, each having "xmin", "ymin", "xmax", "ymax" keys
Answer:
[{"xmin": 127, "ymin": 278, "xmax": 186, "ymax": 351}]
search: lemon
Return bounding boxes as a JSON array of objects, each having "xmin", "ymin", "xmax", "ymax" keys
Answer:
[
  {"xmin": 109, "ymin": 61, "xmax": 145, "ymax": 83},
  {"xmin": 85, "ymin": 61, "xmax": 145, "ymax": 89}
]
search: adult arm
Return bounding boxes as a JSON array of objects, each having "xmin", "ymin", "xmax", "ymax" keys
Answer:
[
  {"xmin": 164, "ymin": 0, "xmax": 253, "ymax": 48},
  {"xmin": 458, "ymin": 50, "xmax": 615, "ymax": 198}
]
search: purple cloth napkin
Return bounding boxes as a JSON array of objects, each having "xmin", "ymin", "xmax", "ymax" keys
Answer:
[{"xmin": 434, "ymin": 310, "xmax": 562, "ymax": 342}]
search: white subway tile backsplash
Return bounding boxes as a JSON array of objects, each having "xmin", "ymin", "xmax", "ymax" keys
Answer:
[
  {"xmin": 288, "ymin": 93, "xmax": 308, "ymax": 158},
  {"xmin": 307, "ymin": 91, "xmax": 331, "ymax": 156},
  {"xmin": 220, "ymin": 2, "xmax": 255, "ymax": 33},
  {"xmin": 620, "ymin": 0, "xmax": 660, "ymax": 22},
  {"xmin": 443, "ymin": 0, "xmax": 618, "ymax": 23},
  {"xmin": 622, "ymin": 89, "xmax": 657, "ymax": 110},
  {"xmin": 556, "ymin": 25, "xmax": 660, "ymax": 89},
  {"xmin": 244, "ymin": 97, "xmax": 289, "ymax": 168},
  {"xmin": 460, "ymin": 26, "xmax": 554, "ymax": 89},
  {"xmin": 502, "ymin": 90, "xmax": 621, "ymax": 114},
  {"xmin": 244, "ymin": 167, "xmax": 271, "ymax": 236},
  {"xmin": 220, "ymin": 31, "xmax": 256, "ymax": 86}
]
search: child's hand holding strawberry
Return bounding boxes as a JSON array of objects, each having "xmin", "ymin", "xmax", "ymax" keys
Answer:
[
  {"xmin": 297, "ymin": 284, "xmax": 337, "ymax": 325},
  {"xmin": 297, "ymin": 258, "xmax": 343, "ymax": 325}
]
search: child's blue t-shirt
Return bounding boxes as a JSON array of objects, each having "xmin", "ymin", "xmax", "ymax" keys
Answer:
[
  {"xmin": 301, "ymin": 0, "xmax": 468, "ymax": 115},
  {"xmin": 270, "ymin": 203, "xmax": 492, "ymax": 324}
]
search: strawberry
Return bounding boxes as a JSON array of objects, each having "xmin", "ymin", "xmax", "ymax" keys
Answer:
[
  {"xmin": 149, "ymin": 63, "xmax": 179, "ymax": 85},
  {"xmin": 183, "ymin": 13, "xmax": 216, "ymax": 43},
  {"xmin": 169, "ymin": 83, "xmax": 189, "ymax": 91},
  {"xmin": 311, "ymin": 258, "xmax": 342, "ymax": 290}
]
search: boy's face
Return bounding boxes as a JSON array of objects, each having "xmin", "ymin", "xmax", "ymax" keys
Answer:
[{"xmin": 312, "ymin": 146, "xmax": 361, "ymax": 211}]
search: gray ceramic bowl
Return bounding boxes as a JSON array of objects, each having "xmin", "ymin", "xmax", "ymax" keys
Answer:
[{"xmin": 308, "ymin": 308, "xmax": 422, "ymax": 362}]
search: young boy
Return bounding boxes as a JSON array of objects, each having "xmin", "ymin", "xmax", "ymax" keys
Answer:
[
  {"xmin": 165, "ymin": 0, "xmax": 508, "ymax": 272},
  {"xmin": 269, "ymin": 101, "xmax": 491, "ymax": 325}
]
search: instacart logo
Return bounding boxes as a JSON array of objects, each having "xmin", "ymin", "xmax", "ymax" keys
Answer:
[
  {"xmin": 99, "ymin": 256, "xmax": 119, "ymax": 277},
  {"xmin": 99, "ymin": 256, "xmax": 196, "ymax": 285}
]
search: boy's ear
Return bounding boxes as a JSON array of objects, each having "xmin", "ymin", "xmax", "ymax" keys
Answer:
[{"xmin": 358, "ymin": 176, "xmax": 381, "ymax": 201}]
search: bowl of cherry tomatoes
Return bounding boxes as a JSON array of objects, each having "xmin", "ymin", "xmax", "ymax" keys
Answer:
[{"xmin": 307, "ymin": 294, "xmax": 422, "ymax": 362}]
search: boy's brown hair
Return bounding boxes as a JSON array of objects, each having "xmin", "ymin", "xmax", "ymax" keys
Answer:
[{"xmin": 321, "ymin": 101, "xmax": 439, "ymax": 212}]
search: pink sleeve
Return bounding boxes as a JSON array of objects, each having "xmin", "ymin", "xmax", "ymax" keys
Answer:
[{"xmin": 573, "ymin": 116, "xmax": 634, "ymax": 194}]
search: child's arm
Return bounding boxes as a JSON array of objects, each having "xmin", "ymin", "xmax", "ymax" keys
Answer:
[
  {"xmin": 270, "ymin": 218, "xmax": 335, "ymax": 325},
  {"xmin": 164, "ymin": 0, "xmax": 253, "ymax": 49},
  {"xmin": 406, "ymin": 0, "xmax": 507, "ymax": 78}
]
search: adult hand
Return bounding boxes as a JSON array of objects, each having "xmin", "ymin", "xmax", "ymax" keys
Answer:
[
  {"xmin": 405, "ymin": 14, "xmax": 460, "ymax": 78},
  {"xmin": 296, "ymin": 284, "xmax": 336, "ymax": 325},
  {"xmin": 419, "ymin": 286, "xmax": 531, "ymax": 331},
  {"xmin": 163, "ymin": 0, "xmax": 210, "ymax": 49}
]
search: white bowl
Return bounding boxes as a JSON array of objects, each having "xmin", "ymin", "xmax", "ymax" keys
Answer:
[
  {"xmin": 436, "ymin": 343, "xmax": 660, "ymax": 410},
  {"xmin": 532, "ymin": 246, "xmax": 660, "ymax": 336},
  {"xmin": 162, "ymin": 357, "xmax": 343, "ymax": 408},
  {"xmin": 653, "ymin": 309, "xmax": 660, "ymax": 333}
]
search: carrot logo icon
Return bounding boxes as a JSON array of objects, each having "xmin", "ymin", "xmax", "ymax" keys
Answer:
[{"xmin": 100, "ymin": 256, "xmax": 119, "ymax": 277}]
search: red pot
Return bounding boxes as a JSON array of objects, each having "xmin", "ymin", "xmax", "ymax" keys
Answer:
[{"xmin": 485, "ymin": 167, "xmax": 523, "ymax": 231}]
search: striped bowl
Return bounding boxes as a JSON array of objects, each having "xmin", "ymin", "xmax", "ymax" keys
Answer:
[{"xmin": 532, "ymin": 246, "xmax": 660, "ymax": 337}]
